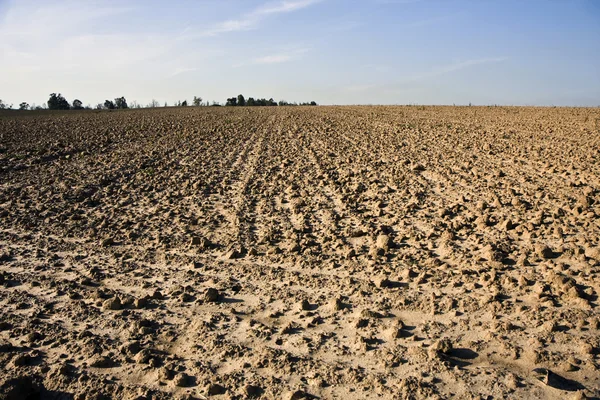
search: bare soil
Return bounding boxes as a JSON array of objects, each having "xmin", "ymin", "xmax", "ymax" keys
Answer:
[{"xmin": 1, "ymin": 106, "xmax": 599, "ymax": 399}]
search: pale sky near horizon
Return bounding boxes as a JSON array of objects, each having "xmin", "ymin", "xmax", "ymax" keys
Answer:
[{"xmin": 1, "ymin": 0, "xmax": 599, "ymax": 107}]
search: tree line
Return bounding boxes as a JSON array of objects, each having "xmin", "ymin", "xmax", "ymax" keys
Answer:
[
  {"xmin": 226, "ymin": 94, "xmax": 317, "ymax": 107},
  {"xmin": 0, "ymin": 93, "xmax": 318, "ymax": 111}
]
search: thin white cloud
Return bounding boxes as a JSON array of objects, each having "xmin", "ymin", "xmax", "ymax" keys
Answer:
[
  {"xmin": 199, "ymin": 18, "xmax": 256, "ymax": 37},
  {"xmin": 405, "ymin": 12, "xmax": 463, "ymax": 28},
  {"xmin": 256, "ymin": 0, "xmax": 322, "ymax": 15},
  {"xmin": 346, "ymin": 84, "xmax": 379, "ymax": 92},
  {"xmin": 169, "ymin": 67, "xmax": 200, "ymax": 77},
  {"xmin": 362, "ymin": 63, "xmax": 392, "ymax": 73},
  {"xmin": 183, "ymin": 0, "xmax": 323, "ymax": 39},
  {"xmin": 420, "ymin": 57, "xmax": 508, "ymax": 80},
  {"xmin": 0, "ymin": 1, "xmax": 133, "ymax": 39},
  {"xmin": 235, "ymin": 48, "xmax": 310, "ymax": 67},
  {"xmin": 255, "ymin": 54, "xmax": 294, "ymax": 64},
  {"xmin": 345, "ymin": 57, "xmax": 508, "ymax": 92},
  {"xmin": 373, "ymin": 0, "xmax": 424, "ymax": 4},
  {"xmin": 0, "ymin": 0, "xmax": 219, "ymax": 104},
  {"xmin": 0, "ymin": 2, "xmax": 160, "ymax": 78}
]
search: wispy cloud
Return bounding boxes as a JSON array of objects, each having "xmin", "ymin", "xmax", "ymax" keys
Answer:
[
  {"xmin": 198, "ymin": 18, "xmax": 256, "ymax": 37},
  {"xmin": 0, "ymin": 2, "xmax": 153, "ymax": 75},
  {"xmin": 362, "ymin": 63, "xmax": 392, "ymax": 73},
  {"xmin": 0, "ymin": 2, "xmax": 133, "ymax": 39},
  {"xmin": 405, "ymin": 12, "xmax": 464, "ymax": 28},
  {"xmin": 254, "ymin": 54, "xmax": 294, "ymax": 64},
  {"xmin": 235, "ymin": 48, "xmax": 310, "ymax": 67},
  {"xmin": 373, "ymin": 0, "xmax": 424, "ymax": 4},
  {"xmin": 169, "ymin": 67, "xmax": 200, "ymax": 77},
  {"xmin": 346, "ymin": 84, "xmax": 379, "ymax": 92},
  {"xmin": 0, "ymin": 0, "xmax": 216, "ymax": 92},
  {"xmin": 345, "ymin": 57, "xmax": 508, "ymax": 92},
  {"xmin": 183, "ymin": 0, "xmax": 323, "ymax": 39},
  {"xmin": 419, "ymin": 57, "xmax": 508, "ymax": 80},
  {"xmin": 257, "ymin": 0, "xmax": 322, "ymax": 15}
]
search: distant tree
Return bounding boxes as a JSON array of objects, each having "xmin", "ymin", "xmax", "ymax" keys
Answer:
[
  {"xmin": 0, "ymin": 100, "xmax": 5, "ymax": 109},
  {"xmin": 48, "ymin": 93, "xmax": 70, "ymax": 110},
  {"xmin": 181, "ymin": 100, "xmax": 188, "ymax": 107},
  {"xmin": 104, "ymin": 100, "xmax": 116, "ymax": 110},
  {"xmin": 211, "ymin": 101, "xmax": 221, "ymax": 106},
  {"xmin": 114, "ymin": 97, "xmax": 128, "ymax": 109},
  {"xmin": 72, "ymin": 99, "xmax": 84, "ymax": 110},
  {"xmin": 35, "ymin": 106, "xmax": 44, "ymax": 111},
  {"xmin": 19, "ymin": 102, "xmax": 29, "ymax": 110},
  {"xmin": 193, "ymin": 96, "xmax": 202, "ymax": 106},
  {"xmin": 235, "ymin": 96, "xmax": 317, "ymax": 107},
  {"xmin": 148, "ymin": 99, "xmax": 160, "ymax": 108},
  {"xmin": 164, "ymin": 102, "xmax": 168, "ymax": 107},
  {"xmin": 237, "ymin": 94, "xmax": 246, "ymax": 107}
]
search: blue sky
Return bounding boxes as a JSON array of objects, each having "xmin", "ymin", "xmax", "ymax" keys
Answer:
[{"xmin": 0, "ymin": 0, "xmax": 599, "ymax": 106}]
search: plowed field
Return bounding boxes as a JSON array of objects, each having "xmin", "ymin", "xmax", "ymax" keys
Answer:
[{"xmin": 1, "ymin": 106, "xmax": 600, "ymax": 399}]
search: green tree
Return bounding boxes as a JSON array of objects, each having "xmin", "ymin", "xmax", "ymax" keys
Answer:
[
  {"xmin": 226, "ymin": 97, "xmax": 237, "ymax": 106},
  {"xmin": 237, "ymin": 94, "xmax": 246, "ymax": 107},
  {"xmin": 104, "ymin": 100, "xmax": 116, "ymax": 110},
  {"xmin": 114, "ymin": 97, "xmax": 128, "ymax": 109},
  {"xmin": 48, "ymin": 93, "xmax": 70, "ymax": 110},
  {"xmin": 72, "ymin": 99, "xmax": 83, "ymax": 110},
  {"xmin": 247, "ymin": 97, "xmax": 256, "ymax": 106},
  {"xmin": 19, "ymin": 102, "xmax": 29, "ymax": 110},
  {"xmin": 193, "ymin": 96, "xmax": 202, "ymax": 106}
]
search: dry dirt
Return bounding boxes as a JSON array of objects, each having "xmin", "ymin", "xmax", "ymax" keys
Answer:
[{"xmin": 1, "ymin": 106, "xmax": 600, "ymax": 400}]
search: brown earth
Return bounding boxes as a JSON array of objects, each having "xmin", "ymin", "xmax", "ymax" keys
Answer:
[{"xmin": 1, "ymin": 105, "xmax": 600, "ymax": 399}]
